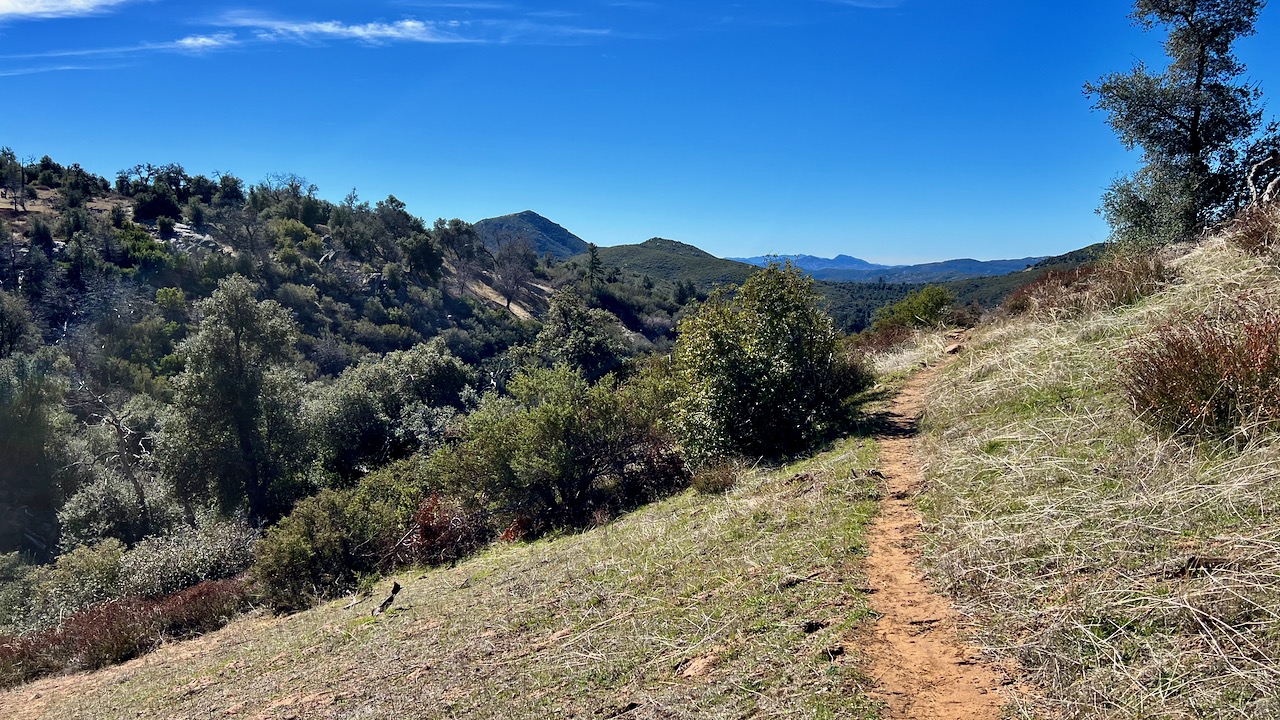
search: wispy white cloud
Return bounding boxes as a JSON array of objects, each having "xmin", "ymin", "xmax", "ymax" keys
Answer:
[
  {"xmin": 0, "ymin": 0, "xmax": 134, "ymax": 20},
  {"xmin": 219, "ymin": 14, "xmax": 472, "ymax": 44},
  {"xmin": 218, "ymin": 12, "xmax": 610, "ymax": 46},
  {"xmin": 171, "ymin": 33, "xmax": 238, "ymax": 52},
  {"xmin": 0, "ymin": 63, "xmax": 124, "ymax": 76},
  {"xmin": 395, "ymin": 1, "xmax": 515, "ymax": 9},
  {"xmin": 1, "ymin": 10, "xmax": 610, "ymax": 74},
  {"xmin": 0, "ymin": 33, "xmax": 237, "ymax": 59}
]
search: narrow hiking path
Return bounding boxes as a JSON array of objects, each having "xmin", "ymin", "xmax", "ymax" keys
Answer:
[{"xmin": 863, "ymin": 355, "xmax": 1008, "ymax": 720}]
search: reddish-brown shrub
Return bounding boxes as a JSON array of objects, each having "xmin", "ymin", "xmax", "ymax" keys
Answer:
[
  {"xmin": 55, "ymin": 599, "xmax": 159, "ymax": 671},
  {"xmin": 1004, "ymin": 254, "xmax": 1167, "ymax": 318},
  {"xmin": 849, "ymin": 323, "xmax": 914, "ymax": 354},
  {"xmin": 0, "ymin": 635, "xmax": 55, "ymax": 688},
  {"xmin": 1121, "ymin": 311, "xmax": 1280, "ymax": 440},
  {"xmin": 1003, "ymin": 265, "xmax": 1099, "ymax": 316},
  {"xmin": 409, "ymin": 493, "xmax": 488, "ymax": 566},
  {"xmin": 0, "ymin": 578, "xmax": 250, "ymax": 689},
  {"xmin": 154, "ymin": 579, "xmax": 251, "ymax": 638}
]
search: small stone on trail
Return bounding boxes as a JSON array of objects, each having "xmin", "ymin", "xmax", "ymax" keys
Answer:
[{"xmin": 944, "ymin": 343, "xmax": 964, "ymax": 355}]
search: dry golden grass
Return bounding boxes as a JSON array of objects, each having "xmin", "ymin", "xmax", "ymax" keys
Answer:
[
  {"xmin": 865, "ymin": 328, "xmax": 949, "ymax": 380},
  {"xmin": 919, "ymin": 237, "xmax": 1280, "ymax": 719},
  {"xmin": 0, "ymin": 438, "xmax": 885, "ymax": 720}
]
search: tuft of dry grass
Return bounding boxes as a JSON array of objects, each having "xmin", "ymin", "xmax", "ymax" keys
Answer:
[
  {"xmin": 864, "ymin": 328, "xmax": 949, "ymax": 382},
  {"xmin": 0, "ymin": 439, "xmax": 885, "ymax": 719},
  {"xmin": 919, "ymin": 239, "xmax": 1280, "ymax": 719}
]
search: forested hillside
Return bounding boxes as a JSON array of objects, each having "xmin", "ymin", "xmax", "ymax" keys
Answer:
[
  {"xmin": 0, "ymin": 152, "xmax": 892, "ymax": 691},
  {"xmin": 0, "ymin": 151, "xmax": 709, "ymax": 590}
]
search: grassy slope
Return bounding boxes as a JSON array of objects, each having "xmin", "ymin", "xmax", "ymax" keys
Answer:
[
  {"xmin": 3, "ymin": 438, "xmax": 886, "ymax": 719},
  {"xmin": 918, "ymin": 238, "xmax": 1280, "ymax": 718}
]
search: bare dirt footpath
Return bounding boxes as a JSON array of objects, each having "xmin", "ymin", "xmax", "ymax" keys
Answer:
[{"xmin": 862, "ymin": 355, "xmax": 1009, "ymax": 719}]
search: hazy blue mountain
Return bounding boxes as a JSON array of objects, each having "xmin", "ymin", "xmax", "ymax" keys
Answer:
[
  {"xmin": 733, "ymin": 252, "xmax": 1047, "ymax": 283},
  {"xmin": 729, "ymin": 254, "xmax": 892, "ymax": 272},
  {"xmin": 813, "ymin": 257, "xmax": 1047, "ymax": 283},
  {"xmin": 474, "ymin": 211, "xmax": 590, "ymax": 260}
]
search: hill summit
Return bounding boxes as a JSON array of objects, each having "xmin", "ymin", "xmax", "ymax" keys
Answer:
[
  {"xmin": 474, "ymin": 210, "xmax": 590, "ymax": 260},
  {"xmin": 584, "ymin": 238, "xmax": 758, "ymax": 287}
]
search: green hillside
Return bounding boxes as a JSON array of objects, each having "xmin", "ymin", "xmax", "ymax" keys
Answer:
[
  {"xmin": 583, "ymin": 238, "xmax": 757, "ymax": 287},
  {"xmin": 921, "ymin": 236, "xmax": 1280, "ymax": 717}
]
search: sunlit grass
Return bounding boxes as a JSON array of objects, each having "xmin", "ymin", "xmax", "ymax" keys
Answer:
[
  {"xmin": 6, "ymin": 437, "xmax": 887, "ymax": 720},
  {"xmin": 919, "ymin": 238, "xmax": 1280, "ymax": 719}
]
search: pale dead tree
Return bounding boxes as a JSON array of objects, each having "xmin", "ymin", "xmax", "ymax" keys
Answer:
[
  {"xmin": 68, "ymin": 382, "xmax": 155, "ymax": 532},
  {"xmin": 493, "ymin": 234, "xmax": 536, "ymax": 310},
  {"xmin": 1247, "ymin": 151, "xmax": 1280, "ymax": 205}
]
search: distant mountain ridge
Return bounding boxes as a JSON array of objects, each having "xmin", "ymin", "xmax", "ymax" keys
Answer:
[
  {"xmin": 729, "ymin": 254, "xmax": 891, "ymax": 272},
  {"xmin": 480, "ymin": 210, "xmax": 1055, "ymax": 287},
  {"xmin": 474, "ymin": 211, "xmax": 590, "ymax": 260},
  {"xmin": 731, "ymin": 253, "xmax": 1048, "ymax": 283}
]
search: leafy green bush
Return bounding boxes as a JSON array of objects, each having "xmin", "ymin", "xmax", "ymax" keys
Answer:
[
  {"xmin": 871, "ymin": 285, "xmax": 953, "ymax": 332},
  {"xmin": 673, "ymin": 263, "xmax": 873, "ymax": 462},
  {"xmin": 430, "ymin": 365, "xmax": 687, "ymax": 532},
  {"xmin": 0, "ymin": 554, "xmax": 34, "ymax": 634},
  {"xmin": 117, "ymin": 519, "xmax": 257, "ymax": 599},
  {"xmin": 156, "ymin": 216, "xmax": 176, "ymax": 238},
  {"xmin": 56, "ymin": 471, "xmax": 172, "ymax": 549},
  {"xmin": 305, "ymin": 339, "xmax": 472, "ymax": 485},
  {"xmin": 252, "ymin": 490, "xmax": 361, "ymax": 612},
  {"xmin": 117, "ymin": 223, "xmax": 173, "ymax": 272},
  {"xmin": 0, "ymin": 290, "xmax": 35, "ymax": 360},
  {"xmin": 250, "ymin": 478, "xmax": 421, "ymax": 612},
  {"xmin": 252, "ymin": 457, "xmax": 493, "ymax": 612},
  {"xmin": 534, "ymin": 288, "xmax": 629, "ymax": 381},
  {"xmin": 21, "ymin": 540, "xmax": 124, "ymax": 631}
]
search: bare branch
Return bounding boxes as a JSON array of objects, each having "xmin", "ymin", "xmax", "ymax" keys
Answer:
[{"xmin": 1247, "ymin": 151, "xmax": 1279, "ymax": 204}]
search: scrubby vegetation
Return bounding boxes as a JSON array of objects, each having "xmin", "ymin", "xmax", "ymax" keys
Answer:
[
  {"xmin": 1000, "ymin": 252, "xmax": 1170, "ymax": 319},
  {"xmin": 0, "ymin": 152, "xmax": 893, "ymax": 685},
  {"xmin": 1123, "ymin": 305, "xmax": 1280, "ymax": 441},
  {"xmin": 1, "ymin": 436, "xmax": 886, "ymax": 718}
]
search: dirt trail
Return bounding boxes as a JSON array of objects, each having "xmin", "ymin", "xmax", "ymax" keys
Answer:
[{"xmin": 863, "ymin": 356, "xmax": 1008, "ymax": 719}]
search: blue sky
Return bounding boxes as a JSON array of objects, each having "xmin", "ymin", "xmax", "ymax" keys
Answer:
[{"xmin": 1, "ymin": 1, "xmax": 1279, "ymax": 263}]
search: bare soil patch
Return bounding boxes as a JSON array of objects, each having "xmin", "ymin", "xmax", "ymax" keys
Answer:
[{"xmin": 862, "ymin": 354, "xmax": 1011, "ymax": 719}]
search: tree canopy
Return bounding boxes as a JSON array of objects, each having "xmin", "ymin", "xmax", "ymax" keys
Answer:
[
  {"xmin": 158, "ymin": 275, "xmax": 304, "ymax": 525},
  {"xmin": 1087, "ymin": 0, "xmax": 1279, "ymax": 247}
]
